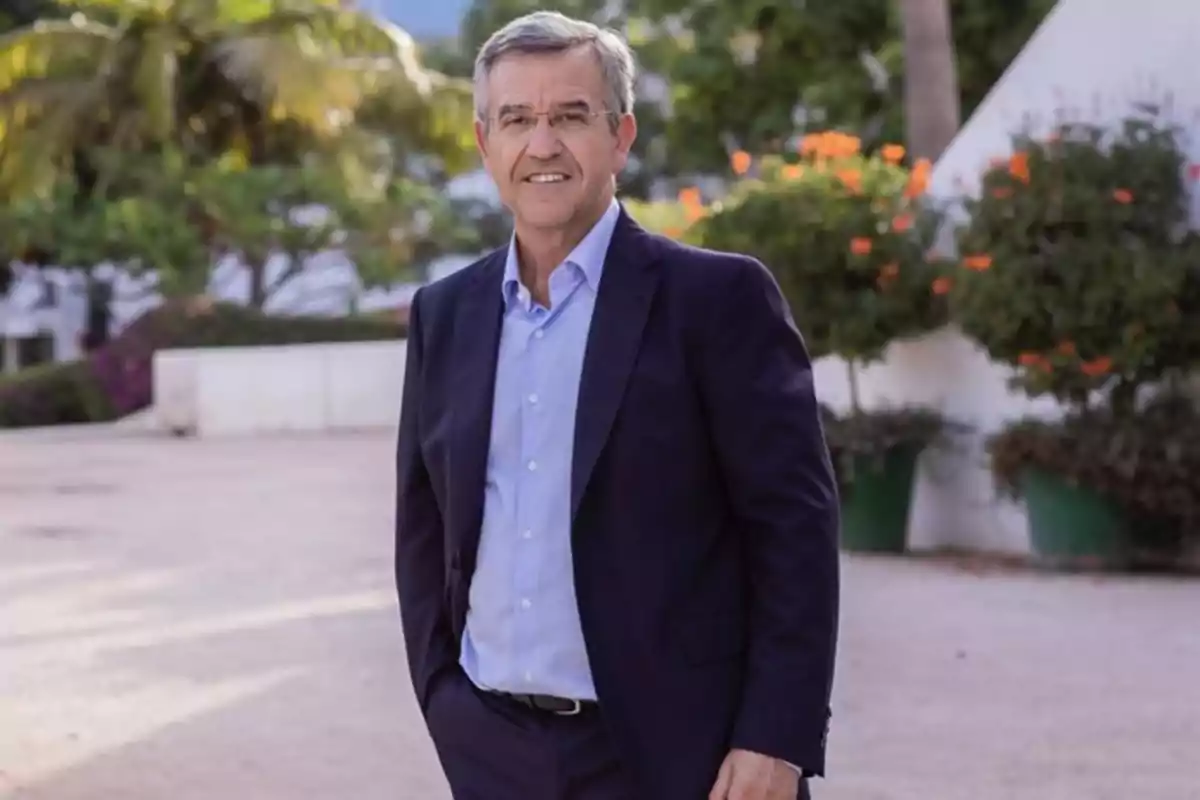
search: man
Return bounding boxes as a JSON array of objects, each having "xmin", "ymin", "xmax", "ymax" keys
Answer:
[{"xmin": 395, "ymin": 11, "xmax": 840, "ymax": 800}]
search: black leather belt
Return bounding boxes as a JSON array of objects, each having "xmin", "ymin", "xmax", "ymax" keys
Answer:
[{"xmin": 493, "ymin": 691, "xmax": 597, "ymax": 716}]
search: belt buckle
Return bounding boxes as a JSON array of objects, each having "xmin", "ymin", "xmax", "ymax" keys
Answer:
[{"xmin": 554, "ymin": 699, "xmax": 583, "ymax": 716}]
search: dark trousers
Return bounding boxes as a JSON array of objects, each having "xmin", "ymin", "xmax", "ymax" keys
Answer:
[
  {"xmin": 426, "ymin": 670, "xmax": 811, "ymax": 800},
  {"xmin": 426, "ymin": 671, "xmax": 635, "ymax": 800}
]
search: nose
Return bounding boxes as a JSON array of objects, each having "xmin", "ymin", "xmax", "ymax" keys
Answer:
[{"xmin": 524, "ymin": 117, "xmax": 561, "ymax": 159}]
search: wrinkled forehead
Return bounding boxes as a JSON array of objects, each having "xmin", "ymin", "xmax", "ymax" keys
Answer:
[{"xmin": 484, "ymin": 47, "xmax": 608, "ymax": 114}]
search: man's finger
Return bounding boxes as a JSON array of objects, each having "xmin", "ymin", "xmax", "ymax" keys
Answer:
[
  {"xmin": 728, "ymin": 764, "xmax": 770, "ymax": 800},
  {"xmin": 708, "ymin": 754, "xmax": 733, "ymax": 800}
]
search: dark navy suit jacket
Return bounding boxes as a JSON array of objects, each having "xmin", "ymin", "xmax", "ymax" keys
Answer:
[{"xmin": 395, "ymin": 207, "xmax": 840, "ymax": 798}]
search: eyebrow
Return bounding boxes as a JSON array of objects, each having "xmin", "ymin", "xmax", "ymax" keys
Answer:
[{"xmin": 496, "ymin": 100, "xmax": 595, "ymax": 116}]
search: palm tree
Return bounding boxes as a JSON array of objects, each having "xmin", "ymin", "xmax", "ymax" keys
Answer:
[
  {"xmin": 0, "ymin": 0, "xmax": 473, "ymax": 199},
  {"xmin": 898, "ymin": 0, "xmax": 961, "ymax": 162}
]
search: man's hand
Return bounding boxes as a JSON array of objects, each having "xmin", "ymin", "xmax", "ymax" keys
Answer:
[{"xmin": 708, "ymin": 748, "xmax": 800, "ymax": 800}]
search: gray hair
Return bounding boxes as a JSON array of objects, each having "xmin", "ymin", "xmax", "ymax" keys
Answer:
[{"xmin": 473, "ymin": 11, "xmax": 636, "ymax": 128}]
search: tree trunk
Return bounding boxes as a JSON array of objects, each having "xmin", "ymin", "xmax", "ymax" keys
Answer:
[
  {"xmin": 248, "ymin": 260, "xmax": 268, "ymax": 308},
  {"xmin": 899, "ymin": 0, "xmax": 962, "ymax": 162}
]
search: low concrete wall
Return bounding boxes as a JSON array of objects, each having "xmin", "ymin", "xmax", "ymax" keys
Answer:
[{"xmin": 152, "ymin": 341, "xmax": 406, "ymax": 437}]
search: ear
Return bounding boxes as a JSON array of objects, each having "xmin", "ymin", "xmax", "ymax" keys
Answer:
[
  {"xmin": 474, "ymin": 118, "xmax": 489, "ymax": 160},
  {"xmin": 613, "ymin": 113, "xmax": 637, "ymax": 172}
]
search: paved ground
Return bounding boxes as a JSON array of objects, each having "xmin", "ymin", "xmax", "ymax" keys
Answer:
[{"xmin": 1, "ymin": 426, "xmax": 1198, "ymax": 800}]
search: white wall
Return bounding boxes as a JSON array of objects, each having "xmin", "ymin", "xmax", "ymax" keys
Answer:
[
  {"xmin": 153, "ymin": 341, "xmax": 407, "ymax": 437},
  {"xmin": 822, "ymin": 0, "xmax": 1200, "ymax": 554}
]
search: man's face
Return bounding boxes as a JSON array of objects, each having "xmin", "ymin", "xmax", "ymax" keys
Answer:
[{"xmin": 475, "ymin": 46, "xmax": 636, "ymax": 234}]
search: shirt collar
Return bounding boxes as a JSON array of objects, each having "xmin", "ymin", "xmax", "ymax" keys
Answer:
[{"xmin": 502, "ymin": 198, "xmax": 620, "ymax": 302}]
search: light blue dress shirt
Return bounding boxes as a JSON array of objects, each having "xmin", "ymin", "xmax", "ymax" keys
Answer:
[{"xmin": 459, "ymin": 199, "xmax": 620, "ymax": 701}]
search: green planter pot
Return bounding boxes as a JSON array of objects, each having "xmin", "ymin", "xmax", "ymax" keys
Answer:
[
  {"xmin": 1019, "ymin": 468, "xmax": 1131, "ymax": 569},
  {"xmin": 838, "ymin": 446, "xmax": 920, "ymax": 553}
]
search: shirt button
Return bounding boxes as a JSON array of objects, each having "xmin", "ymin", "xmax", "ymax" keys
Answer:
[
  {"xmin": 527, "ymin": 460, "xmax": 537, "ymax": 471},
  {"xmin": 528, "ymin": 393, "xmax": 539, "ymax": 404},
  {"xmin": 522, "ymin": 529, "xmax": 533, "ymax": 540},
  {"xmin": 533, "ymin": 329, "xmax": 545, "ymax": 339},
  {"xmin": 524, "ymin": 671, "xmax": 534, "ymax": 682},
  {"xmin": 520, "ymin": 598, "xmax": 532, "ymax": 609}
]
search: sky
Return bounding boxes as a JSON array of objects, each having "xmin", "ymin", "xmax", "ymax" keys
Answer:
[{"xmin": 365, "ymin": 0, "xmax": 470, "ymax": 39}]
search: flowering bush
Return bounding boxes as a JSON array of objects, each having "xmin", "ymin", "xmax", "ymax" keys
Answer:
[
  {"xmin": 956, "ymin": 111, "xmax": 1200, "ymax": 560},
  {"xmin": 689, "ymin": 132, "xmax": 951, "ymax": 365},
  {"xmin": 633, "ymin": 134, "xmax": 961, "ymax": 504},
  {"xmin": 948, "ymin": 114, "xmax": 1200, "ymax": 410}
]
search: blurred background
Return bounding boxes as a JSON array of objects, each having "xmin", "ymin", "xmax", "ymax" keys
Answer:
[{"xmin": 2, "ymin": 2, "xmax": 1198, "ymax": 799}]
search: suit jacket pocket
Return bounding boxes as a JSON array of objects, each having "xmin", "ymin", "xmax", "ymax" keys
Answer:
[{"xmin": 677, "ymin": 613, "xmax": 747, "ymax": 665}]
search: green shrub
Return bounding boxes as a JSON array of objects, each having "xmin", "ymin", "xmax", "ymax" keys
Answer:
[
  {"xmin": 988, "ymin": 391, "xmax": 1200, "ymax": 553},
  {"xmin": 622, "ymin": 192, "xmax": 707, "ymax": 242},
  {"xmin": 0, "ymin": 360, "xmax": 115, "ymax": 428},
  {"xmin": 0, "ymin": 300, "xmax": 407, "ymax": 429},
  {"xmin": 949, "ymin": 113, "xmax": 1200, "ymax": 409},
  {"xmin": 820, "ymin": 404, "xmax": 957, "ymax": 494}
]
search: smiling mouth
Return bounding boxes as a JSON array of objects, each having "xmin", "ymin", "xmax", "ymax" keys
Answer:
[{"xmin": 524, "ymin": 173, "xmax": 570, "ymax": 184}]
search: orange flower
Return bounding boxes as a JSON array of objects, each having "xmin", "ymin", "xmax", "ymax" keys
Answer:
[
  {"xmin": 684, "ymin": 204, "xmax": 706, "ymax": 222},
  {"xmin": 799, "ymin": 131, "xmax": 861, "ymax": 159},
  {"xmin": 663, "ymin": 227, "xmax": 683, "ymax": 239},
  {"xmin": 678, "ymin": 186, "xmax": 702, "ymax": 206},
  {"xmin": 1112, "ymin": 188, "xmax": 1133, "ymax": 204},
  {"xmin": 1081, "ymin": 357, "xmax": 1113, "ymax": 377},
  {"xmin": 1018, "ymin": 352, "xmax": 1051, "ymax": 373},
  {"xmin": 1009, "ymin": 152, "xmax": 1030, "ymax": 183},
  {"xmin": 1056, "ymin": 341, "xmax": 1077, "ymax": 356},
  {"xmin": 891, "ymin": 213, "xmax": 914, "ymax": 232},
  {"xmin": 904, "ymin": 158, "xmax": 932, "ymax": 198},
  {"xmin": 931, "ymin": 276, "xmax": 952, "ymax": 295},
  {"xmin": 781, "ymin": 164, "xmax": 804, "ymax": 180},
  {"xmin": 799, "ymin": 133, "xmax": 825, "ymax": 157},
  {"xmin": 834, "ymin": 133, "xmax": 861, "ymax": 157},
  {"xmin": 962, "ymin": 254, "xmax": 992, "ymax": 271},
  {"xmin": 730, "ymin": 150, "xmax": 752, "ymax": 175},
  {"xmin": 837, "ymin": 168, "xmax": 862, "ymax": 193},
  {"xmin": 850, "ymin": 237, "xmax": 873, "ymax": 255},
  {"xmin": 880, "ymin": 144, "xmax": 906, "ymax": 164}
]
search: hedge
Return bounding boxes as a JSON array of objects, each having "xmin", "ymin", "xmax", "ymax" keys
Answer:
[{"xmin": 0, "ymin": 300, "xmax": 407, "ymax": 429}]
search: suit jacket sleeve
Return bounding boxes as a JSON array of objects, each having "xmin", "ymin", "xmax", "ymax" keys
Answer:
[
  {"xmin": 394, "ymin": 288, "xmax": 457, "ymax": 715},
  {"xmin": 698, "ymin": 256, "xmax": 841, "ymax": 776}
]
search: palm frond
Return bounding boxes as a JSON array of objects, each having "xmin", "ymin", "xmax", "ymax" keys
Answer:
[
  {"xmin": 211, "ymin": 34, "xmax": 367, "ymax": 136},
  {"xmin": 0, "ymin": 18, "xmax": 117, "ymax": 93}
]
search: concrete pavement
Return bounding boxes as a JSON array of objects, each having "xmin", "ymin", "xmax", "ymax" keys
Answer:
[{"xmin": 2, "ymin": 427, "xmax": 1197, "ymax": 799}]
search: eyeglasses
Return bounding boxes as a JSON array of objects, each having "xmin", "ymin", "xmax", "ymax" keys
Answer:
[{"xmin": 490, "ymin": 107, "xmax": 614, "ymax": 138}]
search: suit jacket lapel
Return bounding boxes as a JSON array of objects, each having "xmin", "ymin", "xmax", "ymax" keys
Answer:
[
  {"xmin": 447, "ymin": 250, "xmax": 505, "ymax": 572},
  {"xmin": 571, "ymin": 209, "xmax": 663, "ymax": 520}
]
